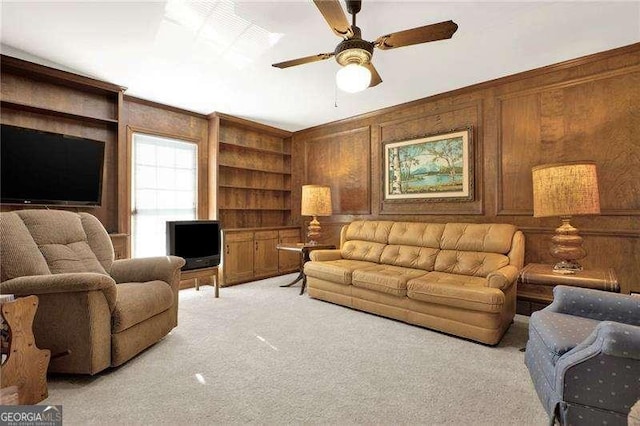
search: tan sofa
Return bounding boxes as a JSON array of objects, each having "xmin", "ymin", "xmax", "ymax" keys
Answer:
[
  {"xmin": 0, "ymin": 210, "xmax": 185, "ymax": 374},
  {"xmin": 304, "ymin": 221, "xmax": 525, "ymax": 345}
]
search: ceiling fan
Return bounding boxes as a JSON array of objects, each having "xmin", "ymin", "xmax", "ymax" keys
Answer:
[{"xmin": 272, "ymin": 0, "xmax": 458, "ymax": 93}]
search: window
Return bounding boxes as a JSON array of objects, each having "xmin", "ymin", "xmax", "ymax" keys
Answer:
[{"xmin": 131, "ymin": 132, "xmax": 197, "ymax": 258}]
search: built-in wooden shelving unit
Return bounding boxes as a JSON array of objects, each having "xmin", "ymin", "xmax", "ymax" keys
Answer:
[
  {"xmin": 209, "ymin": 113, "xmax": 293, "ymax": 229},
  {"xmin": 0, "ymin": 54, "xmax": 126, "ymax": 235},
  {"xmin": 1, "ymin": 100, "xmax": 120, "ymax": 126}
]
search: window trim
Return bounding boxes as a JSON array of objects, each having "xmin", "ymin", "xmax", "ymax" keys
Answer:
[{"xmin": 124, "ymin": 126, "xmax": 202, "ymax": 258}]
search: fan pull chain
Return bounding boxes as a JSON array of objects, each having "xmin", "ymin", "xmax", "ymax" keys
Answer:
[{"xmin": 334, "ymin": 80, "xmax": 338, "ymax": 108}]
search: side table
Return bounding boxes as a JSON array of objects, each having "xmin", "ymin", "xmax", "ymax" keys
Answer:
[
  {"xmin": 276, "ymin": 243, "xmax": 336, "ymax": 295},
  {"xmin": 517, "ymin": 263, "xmax": 619, "ymax": 315},
  {"xmin": 180, "ymin": 266, "xmax": 220, "ymax": 298},
  {"xmin": 0, "ymin": 295, "xmax": 50, "ymax": 404}
]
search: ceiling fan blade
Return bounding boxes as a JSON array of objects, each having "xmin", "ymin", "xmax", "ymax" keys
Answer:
[
  {"xmin": 364, "ymin": 63, "xmax": 382, "ymax": 87},
  {"xmin": 272, "ymin": 53, "xmax": 335, "ymax": 69},
  {"xmin": 313, "ymin": 0, "xmax": 353, "ymax": 38},
  {"xmin": 374, "ymin": 20, "xmax": 458, "ymax": 51}
]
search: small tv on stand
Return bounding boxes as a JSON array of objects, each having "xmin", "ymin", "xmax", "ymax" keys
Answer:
[{"xmin": 166, "ymin": 220, "xmax": 221, "ymax": 271}]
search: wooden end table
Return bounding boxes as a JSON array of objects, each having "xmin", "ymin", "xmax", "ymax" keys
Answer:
[
  {"xmin": 180, "ymin": 266, "xmax": 220, "ymax": 298},
  {"xmin": 276, "ymin": 243, "xmax": 336, "ymax": 295},
  {"xmin": 517, "ymin": 263, "xmax": 619, "ymax": 315}
]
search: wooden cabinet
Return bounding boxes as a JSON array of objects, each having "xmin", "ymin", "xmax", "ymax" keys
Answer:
[
  {"xmin": 222, "ymin": 231, "xmax": 255, "ymax": 285},
  {"xmin": 222, "ymin": 227, "xmax": 301, "ymax": 286},
  {"xmin": 254, "ymin": 230, "xmax": 279, "ymax": 277},
  {"xmin": 210, "ymin": 113, "xmax": 293, "ymax": 229}
]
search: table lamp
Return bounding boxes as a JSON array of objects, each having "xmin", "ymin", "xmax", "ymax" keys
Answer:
[
  {"xmin": 532, "ymin": 162, "xmax": 600, "ymax": 274},
  {"xmin": 301, "ymin": 185, "xmax": 332, "ymax": 245}
]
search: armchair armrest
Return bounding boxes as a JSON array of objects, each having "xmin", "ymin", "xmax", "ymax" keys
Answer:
[
  {"xmin": 309, "ymin": 249, "xmax": 342, "ymax": 262},
  {"xmin": 555, "ymin": 321, "xmax": 640, "ymax": 414},
  {"xmin": 548, "ymin": 285, "xmax": 640, "ymax": 325},
  {"xmin": 110, "ymin": 256, "xmax": 185, "ymax": 289},
  {"xmin": 486, "ymin": 265, "xmax": 519, "ymax": 290},
  {"xmin": 0, "ymin": 273, "xmax": 117, "ymax": 311}
]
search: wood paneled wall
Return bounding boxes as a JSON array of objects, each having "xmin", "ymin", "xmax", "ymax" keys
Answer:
[{"xmin": 292, "ymin": 43, "xmax": 640, "ymax": 294}]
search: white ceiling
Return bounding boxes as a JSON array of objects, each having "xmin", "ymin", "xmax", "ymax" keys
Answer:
[{"xmin": 1, "ymin": 1, "xmax": 639, "ymax": 132}]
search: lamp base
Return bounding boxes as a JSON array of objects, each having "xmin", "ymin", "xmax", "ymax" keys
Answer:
[
  {"xmin": 307, "ymin": 216, "xmax": 321, "ymax": 246},
  {"xmin": 550, "ymin": 216, "xmax": 586, "ymax": 275},
  {"xmin": 552, "ymin": 260, "xmax": 582, "ymax": 275}
]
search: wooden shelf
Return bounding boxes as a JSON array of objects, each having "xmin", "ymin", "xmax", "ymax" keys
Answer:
[
  {"xmin": 214, "ymin": 114, "xmax": 292, "ymax": 229},
  {"xmin": 219, "ymin": 207, "xmax": 290, "ymax": 211},
  {"xmin": 219, "ymin": 141, "xmax": 291, "ymax": 156},
  {"xmin": 219, "ymin": 184, "xmax": 290, "ymax": 191},
  {"xmin": 218, "ymin": 163, "xmax": 291, "ymax": 176},
  {"xmin": 1, "ymin": 100, "xmax": 118, "ymax": 126}
]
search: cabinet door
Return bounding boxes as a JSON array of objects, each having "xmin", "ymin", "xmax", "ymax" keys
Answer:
[
  {"xmin": 278, "ymin": 229, "xmax": 301, "ymax": 273},
  {"xmin": 222, "ymin": 231, "xmax": 254, "ymax": 285},
  {"xmin": 253, "ymin": 230, "xmax": 279, "ymax": 278}
]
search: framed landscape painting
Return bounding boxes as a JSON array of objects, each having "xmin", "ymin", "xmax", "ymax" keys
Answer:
[{"xmin": 383, "ymin": 128, "xmax": 473, "ymax": 202}]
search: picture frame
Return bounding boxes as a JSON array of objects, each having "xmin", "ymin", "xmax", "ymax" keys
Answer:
[{"xmin": 383, "ymin": 127, "xmax": 474, "ymax": 202}]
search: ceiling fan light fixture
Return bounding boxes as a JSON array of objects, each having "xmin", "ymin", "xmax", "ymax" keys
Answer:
[{"xmin": 336, "ymin": 63, "xmax": 371, "ymax": 93}]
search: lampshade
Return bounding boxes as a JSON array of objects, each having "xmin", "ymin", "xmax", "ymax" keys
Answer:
[
  {"xmin": 532, "ymin": 162, "xmax": 600, "ymax": 218},
  {"xmin": 301, "ymin": 185, "xmax": 332, "ymax": 216},
  {"xmin": 336, "ymin": 63, "xmax": 371, "ymax": 93}
]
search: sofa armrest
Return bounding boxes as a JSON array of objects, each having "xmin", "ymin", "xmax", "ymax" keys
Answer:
[
  {"xmin": 547, "ymin": 285, "xmax": 640, "ymax": 325},
  {"xmin": 486, "ymin": 265, "xmax": 519, "ymax": 290},
  {"xmin": 0, "ymin": 273, "xmax": 117, "ymax": 311},
  {"xmin": 555, "ymin": 321, "xmax": 640, "ymax": 413},
  {"xmin": 110, "ymin": 256, "xmax": 185, "ymax": 289},
  {"xmin": 309, "ymin": 249, "xmax": 342, "ymax": 262}
]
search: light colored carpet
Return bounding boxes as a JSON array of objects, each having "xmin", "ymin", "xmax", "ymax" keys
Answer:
[{"xmin": 45, "ymin": 274, "xmax": 547, "ymax": 425}]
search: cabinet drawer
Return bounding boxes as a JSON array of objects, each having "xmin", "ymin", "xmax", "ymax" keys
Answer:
[
  {"xmin": 224, "ymin": 231, "xmax": 254, "ymax": 242},
  {"xmin": 254, "ymin": 230, "xmax": 278, "ymax": 240}
]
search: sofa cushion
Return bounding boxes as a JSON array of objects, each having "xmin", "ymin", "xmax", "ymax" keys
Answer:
[
  {"xmin": 440, "ymin": 223, "xmax": 517, "ymax": 254},
  {"xmin": 434, "ymin": 250, "xmax": 510, "ymax": 278},
  {"xmin": 0, "ymin": 212, "xmax": 51, "ymax": 282},
  {"xmin": 352, "ymin": 265, "xmax": 428, "ymax": 297},
  {"xmin": 112, "ymin": 281, "xmax": 173, "ymax": 333},
  {"xmin": 341, "ymin": 240, "xmax": 386, "ymax": 263},
  {"xmin": 407, "ymin": 272, "xmax": 505, "ymax": 313},
  {"xmin": 529, "ymin": 310, "xmax": 600, "ymax": 363},
  {"xmin": 304, "ymin": 259, "xmax": 377, "ymax": 285},
  {"xmin": 387, "ymin": 222, "xmax": 445, "ymax": 247},
  {"xmin": 380, "ymin": 245, "xmax": 439, "ymax": 271},
  {"xmin": 16, "ymin": 210, "xmax": 108, "ymax": 275},
  {"xmin": 79, "ymin": 213, "xmax": 115, "ymax": 273},
  {"xmin": 345, "ymin": 220, "xmax": 393, "ymax": 244}
]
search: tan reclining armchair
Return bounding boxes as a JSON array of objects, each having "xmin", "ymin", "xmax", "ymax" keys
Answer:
[{"xmin": 0, "ymin": 210, "xmax": 185, "ymax": 374}]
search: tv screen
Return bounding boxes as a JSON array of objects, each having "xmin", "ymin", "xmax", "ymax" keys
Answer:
[
  {"xmin": 167, "ymin": 220, "xmax": 221, "ymax": 270},
  {"xmin": 1, "ymin": 124, "xmax": 105, "ymax": 206}
]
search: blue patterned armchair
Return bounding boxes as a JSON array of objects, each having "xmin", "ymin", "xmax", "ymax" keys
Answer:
[{"xmin": 525, "ymin": 285, "xmax": 640, "ymax": 425}]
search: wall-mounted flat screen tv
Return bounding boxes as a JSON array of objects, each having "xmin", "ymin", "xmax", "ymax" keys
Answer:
[
  {"xmin": 1, "ymin": 124, "xmax": 105, "ymax": 206},
  {"xmin": 166, "ymin": 220, "xmax": 221, "ymax": 271}
]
